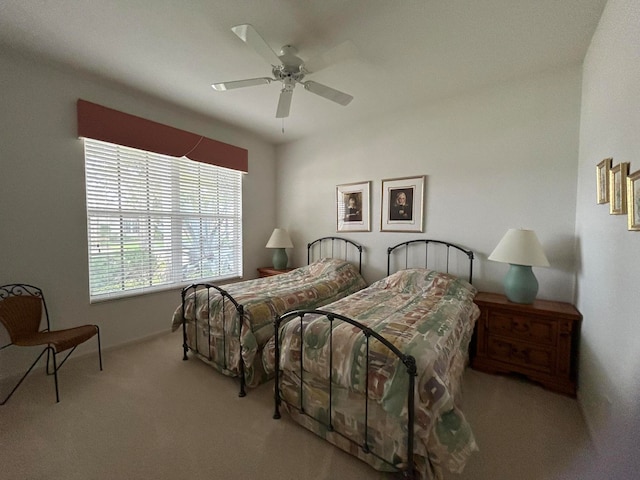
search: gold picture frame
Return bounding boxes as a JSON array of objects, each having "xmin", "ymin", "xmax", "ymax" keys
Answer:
[
  {"xmin": 627, "ymin": 169, "xmax": 640, "ymax": 231},
  {"xmin": 609, "ymin": 162, "xmax": 629, "ymax": 215},
  {"xmin": 336, "ymin": 181, "xmax": 371, "ymax": 232},
  {"xmin": 380, "ymin": 175, "xmax": 425, "ymax": 232},
  {"xmin": 596, "ymin": 157, "xmax": 612, "ymax": 204}
]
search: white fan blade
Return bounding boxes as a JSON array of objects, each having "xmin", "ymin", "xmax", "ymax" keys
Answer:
[
  {"xmin": 302, "ymin": 40, "xmax": 358, "ymax": 74},
  {"xmin": 212, "ymin": 77, "xmax": 272, "ymax": 91},
  {"xmin": 231, "ymin": 24, "xmax": 281, "ymax": 66},
  {"xmin": 276, "ymin": 89, "xmax": 293, "ymax": 118},
  {"xmin": 302, "ymin": 81, "xmax": 353, "ymax": 106}
]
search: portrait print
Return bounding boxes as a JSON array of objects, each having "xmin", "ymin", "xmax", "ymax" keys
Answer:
[
  {"xmin": 381, "ymin": 175, "xmax": 425, "ymax": 232},
  {"xmin": 343, "ymin": 192, "xmax": 363, "ymax": 222},
  {"xmin": 389, "ymin": 188, "xmax": 413, "ymax": 221},
  {"xmin": 336, "ymin": 181, "xmax": 371, "ymax": 232}
]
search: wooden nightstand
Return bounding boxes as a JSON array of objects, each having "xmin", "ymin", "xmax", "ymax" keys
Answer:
[
  {"xmin": 257, "ymin": 267, "xmax": 295, "ymax": 278},
  {"xmin": 471, "ymin": 292, "xmax": 582, "ymax": 397}
]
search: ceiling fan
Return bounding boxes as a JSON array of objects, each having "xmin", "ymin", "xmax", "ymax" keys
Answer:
[{"xmin": 212, "ymin": 24, "xmax": 354, "ymax": 119}]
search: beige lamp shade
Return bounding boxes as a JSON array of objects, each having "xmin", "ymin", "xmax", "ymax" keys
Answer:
[
  {"xmin": 488, "ymin": 229, "xmax": 550, "ymax": 267},
  {"xmin": 265, "ymin": 228, "xmax": 293, "ymax": 270},
  {"xmin": 265, "ymin": 228, "xmax": 293, "ymax": 249}
]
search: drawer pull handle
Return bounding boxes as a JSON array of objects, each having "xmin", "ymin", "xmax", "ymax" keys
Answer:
[
  {"xmin": 511, "ymin": 348, "xmax": 529, "ymax": 362},
  {"xmin": 512, "ymin": 320, "xmax": 530, "ymax": 333}
]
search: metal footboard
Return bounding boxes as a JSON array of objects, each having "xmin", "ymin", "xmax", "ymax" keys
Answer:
[
  {"xmin": 273, "ymin": 309, "xmax": 418, "ymax": 479},
  {"xmin": 181, "ymin": 283, "xmax": 247, "ymax": 397}
]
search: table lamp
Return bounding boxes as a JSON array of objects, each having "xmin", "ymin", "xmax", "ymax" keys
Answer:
[
  {"xmin": 265, "ymin": 228, "xmax": 293, "ymax": 270},
  {"xmin": 488, "ymin": 228, "xmax": 550, "ymax": 304}
]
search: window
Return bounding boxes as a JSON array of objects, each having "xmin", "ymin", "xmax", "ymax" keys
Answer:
[{"xmin": 84, "ymin": 139, "xmax": 242, "ymax": 301}]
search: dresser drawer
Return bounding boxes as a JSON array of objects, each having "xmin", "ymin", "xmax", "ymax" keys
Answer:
[
  {"xmin": 488, "ymin": 312, "xmax": 557, "ymax": 346},
  {"xmin": 487, "ymin": 336, "xmax": 556, "ymax": 374}
]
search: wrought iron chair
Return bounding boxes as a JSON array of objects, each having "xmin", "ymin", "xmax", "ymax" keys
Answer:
[{"xmin": 0, "ymin": 284, "xmax": 102, "ymax": 404}]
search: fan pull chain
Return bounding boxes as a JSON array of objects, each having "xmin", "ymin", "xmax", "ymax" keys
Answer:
[{"xmin": 282, "ymin": 118, "xmax": 285, "ymax": 134}]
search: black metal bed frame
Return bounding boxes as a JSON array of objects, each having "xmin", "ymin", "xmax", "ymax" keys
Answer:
[
  {"xmin": 180, "ymin": 236, "xmax": 364, "ymax": 397},
  {"xmin": 272, "ymin": 239, "xmax": 475, "ymax": 479}
]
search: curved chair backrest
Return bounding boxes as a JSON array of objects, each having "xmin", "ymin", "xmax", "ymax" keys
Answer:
[
  {"xmin": 0, "ymin": 296, "xmax": 43, "ymax": 344},
  {"xmin": 0, "ymin": 284, "xmax": 48, "ymax": 347}
]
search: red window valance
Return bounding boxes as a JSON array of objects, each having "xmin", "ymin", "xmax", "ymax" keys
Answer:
[{"xmin": 77, "ymin": 99, "xmax": 248, "ymax": 173}]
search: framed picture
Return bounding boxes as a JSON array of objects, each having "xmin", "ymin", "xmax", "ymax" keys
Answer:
[
  {"xmin": 336, "ymin": 181, "xmax": 371, "ymax": 232},
  {"xmin": 627, "ymin": 169, "xmax": 640, "ymax": 231},
  {"xmin": 381, "ymin": 175, "xmax": 425, "ymax": 232},
  {"xmin": 609, "ymin": 162, "xmax": 629, "ymax": 215},
  {"xmin": 596, "ymin": 157, "xmax": 612, "ymax": 204}
]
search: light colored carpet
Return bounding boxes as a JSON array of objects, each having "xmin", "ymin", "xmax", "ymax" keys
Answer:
[{"xmin": 0, "ymin": 332, "xmax": 602, "ymax": 479}]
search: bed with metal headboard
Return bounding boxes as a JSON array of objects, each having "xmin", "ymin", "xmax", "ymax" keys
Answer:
[
  {"xmin": 271, "ymin": 239, "xmax": 479, "ymax": 479},
  {"xmin": 171, "ymin": 236, "xmax": 367, "ymax": 396}
]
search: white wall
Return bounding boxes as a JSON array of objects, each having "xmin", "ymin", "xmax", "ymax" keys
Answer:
[
  {"xmin": 277, "ymin": 66, "xmax": 582, "ymax": 300},
  {"xmin": 574, "ymin": 0, "xmax": 640, "ymax": 473},
  {"xmin": 0, "ymin": 50, "xmax": 277, "ymax": 378}
]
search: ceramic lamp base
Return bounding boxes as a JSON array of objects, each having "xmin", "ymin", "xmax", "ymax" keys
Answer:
[
  {"xmin": 503, "ymin": 264, "xmax": 538, "ymax": 304},
  {"xmin": 272, "ymin": 248, "xmax": 288, "ymax": 270}
]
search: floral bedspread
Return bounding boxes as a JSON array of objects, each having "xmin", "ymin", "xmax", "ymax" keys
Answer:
[
  {"xmin": 171, "ymin": 258, "xmax": 367, "ymax": 387},
  {"xmin": 266, "ymin": 269, "xmax": 480, "ymax": 479}
]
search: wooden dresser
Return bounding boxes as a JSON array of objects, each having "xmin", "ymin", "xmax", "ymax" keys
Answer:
[
  {"xmin": 257, "ymin": 267, "xmax": 295, "ymax": 278},
  {"xmin": 471, "ymin": 292, "xmax": 582, "ymax": 396}
]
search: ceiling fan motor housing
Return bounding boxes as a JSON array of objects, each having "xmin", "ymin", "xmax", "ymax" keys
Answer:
[
  {"xmin": 273, "ymin": 65, "xmax": 304, "ymax": 87},
  {"xmin": 274, "ymin": 45, "xmax": 305, "ymax": 90}
]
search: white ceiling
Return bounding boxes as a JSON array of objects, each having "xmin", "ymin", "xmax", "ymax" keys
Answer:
[{"xmin": 0, "ymin": 0, "xmax": 607, "ymax": 145}]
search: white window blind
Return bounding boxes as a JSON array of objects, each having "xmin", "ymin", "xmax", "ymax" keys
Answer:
[{"xmin": 84, "ymin": 138, "xmax": 243, "ymax": 301}]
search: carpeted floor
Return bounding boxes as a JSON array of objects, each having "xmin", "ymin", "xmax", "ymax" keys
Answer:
[{"xmin": 0, "ymin": 332, "xmax": 600, "ymax": 480}]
